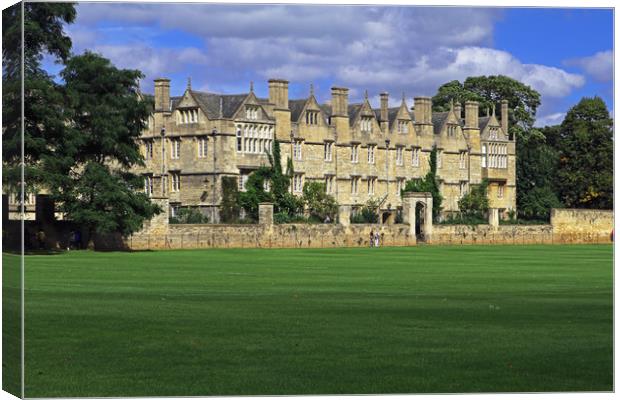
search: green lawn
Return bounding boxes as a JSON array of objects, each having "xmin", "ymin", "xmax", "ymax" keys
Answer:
[{"xmin": 5, "ymin": 244, "xmax": 613, "ymax": 396}]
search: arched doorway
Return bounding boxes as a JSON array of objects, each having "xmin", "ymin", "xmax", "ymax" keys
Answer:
[
  {"xmin": 415, "ymin": 202, "xmax": 426, "ymax": 241},
  {"xmin": 402, "ymin": 192, "xmax": 433, "ymax": 244}
]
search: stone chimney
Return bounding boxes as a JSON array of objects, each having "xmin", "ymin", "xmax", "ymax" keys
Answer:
[
  {"xmin": 501, "ymin": 99, "xmax": 509, "ymax": 137},
  {"xmin": 465, "ymin": 100, "xmax": 479, "ymax": 129},
  {"xmin": 454, "ymin": 101, "xmax": 462, "ymax": 120},
  {"xmin": 268, "ymin": 79, "xmax": 289, "ymax": 109},
  {"xmin": 414, "ymin": 97, "xmax": 432, "ymax": 124},
  {"xmin": 331, "ymin": 86, "xmax": 349, "ymax": 116},
  {"xmin": 380, "ymin": 92, "xmax": 389, "ymax": 132},
  {"xmin": 154, "ymin": 78, "xmax": 170, "ymax": 112}
]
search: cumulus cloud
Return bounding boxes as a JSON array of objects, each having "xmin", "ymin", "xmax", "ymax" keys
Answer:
[
  {"xmin": 565, "ymin": 50, "xmax": 613, "ymax": 82},
  {"xmin": 67, "ymin": 3, "xmax": 585, "ymax": 108}
]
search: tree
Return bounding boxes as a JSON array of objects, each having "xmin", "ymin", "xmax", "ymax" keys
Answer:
[
  {"xmin": 220, "ymin": 176, "xmax": 241, "ymax": 223},
  {"xmin": 556, "ymin": 97, "xmax": 613, "ymax": 209},
  {"xmin": 302, "ymin": 181, "xmax": 338, "ymax": 222},
  {"xmin": 2, "ymin": 3, "xmax": 76, "ymax": 194},
  {"xmin": 41, "ymin": 52, "xmax": 160, "ymax": 247},
  {"xmin": 351, "ymin": 198, "xmax": 380, "ymax": 224},
  {"xmin": 238, "ymin": 166, "xmax": 273, "ymax": 221},
  {"xmin": 458, "ymin": 179, "xmax": 490, "ymax": 218},
  {"xmin": 402, "ymin": 146, "xmax": 443, "ymax": 222},
  {"xmin": 519, "ymin": 186, "xmax": 563, "ymax": 220}
]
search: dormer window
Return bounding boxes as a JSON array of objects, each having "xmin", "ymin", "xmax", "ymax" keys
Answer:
[
  {"xmin": 397, "ymin": 120, "xmax": 408, "ymax": 133},
  {"xmin": 246, "ymin": 105, "xmax": 259, "ymax": 120},
  {"xmin": 447, "ymin": 124, "xmax": 457, "ymax": 137},
  {"xmin": 361, "ymin": 116, "xmax": 373, "ymax": 133},
  {"xmin": 489, "ymin": 127, "xmax": 499, "ymax": 140},
  {"xmin": 305, "ymin": 110, "xmax": 319, "ymax": 125},
  {"xmin": 178, "ymin": 108, "xmax": 198, "ymax": 124}
]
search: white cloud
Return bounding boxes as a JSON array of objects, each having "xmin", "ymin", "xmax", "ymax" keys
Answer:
[
  {"xmin": 535, "ymin": 112, "xmax": 565, "ymax": 127},
  {"xmin": 565, "ymin": 50, "xmax": 613, "ymax": 82}
]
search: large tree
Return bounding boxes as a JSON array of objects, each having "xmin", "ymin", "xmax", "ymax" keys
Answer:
[
  {"xmin": 556, "ymin": 97, "xmax": 613, "ymax": 209},
  {"xmin": 41, "ymin": 52, "xmax": 160, "ymax": 246},
  {"xmin": 2, "ymin": 2, "xmax": 76, "ymax": 193}
]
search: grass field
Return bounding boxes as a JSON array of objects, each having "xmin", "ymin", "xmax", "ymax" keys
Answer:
[{"xmin": 4, "ymin": 244, "xmax": 613, "ymax": 396}]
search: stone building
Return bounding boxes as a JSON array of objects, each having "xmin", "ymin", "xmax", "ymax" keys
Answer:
[{"xmin": 135, "ymin": 77, "xmax": 516, "ymax": 223}]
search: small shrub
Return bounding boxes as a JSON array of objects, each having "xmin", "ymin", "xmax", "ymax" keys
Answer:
[{"xmin": 169, "ymin": 207, "xmax": 209, "ymax": 224}]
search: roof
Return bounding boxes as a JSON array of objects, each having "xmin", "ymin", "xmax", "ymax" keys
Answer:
[
  {"xmin": 347, "ymin": 103, "xmax": 363, "ymax": 126},
  {"xmin": 478, "ymin": 116, "xmax": 491, "ymax": 130},
  {"xmin": 190, "ymin": 90, "xmax": 248, "ymax": 119},
  {"xmin": 431, "ymin": 111, "xmax": 449, "ymax": 134},
  {"xmin": 289, "ymin": 99, "xmax": 307, "ymax": 122}
]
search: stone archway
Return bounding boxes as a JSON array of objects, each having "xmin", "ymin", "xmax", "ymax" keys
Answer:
[{"xmin": 402, "ymin": 192, "xmax": 433, "ymax": 243}]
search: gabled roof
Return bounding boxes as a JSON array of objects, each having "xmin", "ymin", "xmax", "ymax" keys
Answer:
[
  {"xmin": 190, "ymin": 91, "xmax": 248, "ymax": 119},
  {"xmin": 289, "ymin": 99, "xmax": 308, "ymax": 122},
  {"xmin": 347, "ymin": 103, "xmax": 363, "ymax": 127},
  {"xmin": 478, "ymin": 116, "xmax": 491, "ymax": 130},
  {"xmin": 318, "ymin": 103, "xmax": 332, "ymax": 118},
  {"xmin": 432, "ymin": 111, "xmax": 450, "ymax": 134}
]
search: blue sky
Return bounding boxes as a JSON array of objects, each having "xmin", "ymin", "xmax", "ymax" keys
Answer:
[{"xmin": 46, "ymin": 3, "xmax": 614, "ymax": 126}]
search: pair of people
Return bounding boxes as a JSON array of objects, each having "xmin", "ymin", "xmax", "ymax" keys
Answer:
[{"xmin": 369, "ymin": 230, "xmax": 381, "ymax": 248}]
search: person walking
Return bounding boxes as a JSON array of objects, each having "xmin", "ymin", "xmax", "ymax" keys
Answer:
[
  {"xmin": 374, "ymin": 231, "xmax": 380, "ymax": 248},
  {"xmin": 369, "ymin": 230, "xmax": 374, "ymax": 247}
]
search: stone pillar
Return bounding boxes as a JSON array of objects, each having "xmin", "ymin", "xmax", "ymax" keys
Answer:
[
  {"xmin": 258, "ymin": 203, "xmax": 274, "ymax": 226},
  {"xmin": 144, "ymin": 197, "xmax": 170, "ymax": 235},
  {"xmin": 488, "ymin": 208, "xmax": 499, "ymax": 229},
  {"xmin": 402, "ymin": 193, "xmax": 416, "ymax": 236},
  {"xmin": 423, "ymin": 194, "xmax": 433, "ymax": 242},
  {"xmin": 338, "ymin": 205, "xmax": 351, "ymax": 227}
]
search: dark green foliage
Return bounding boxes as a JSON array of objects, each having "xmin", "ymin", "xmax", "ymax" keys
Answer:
[
  {"xmin": 2, "ymin": 2, "xmax": 76, "ymax": 193},
  {"xmin": 220, "ymin": 177, "xmax": 241, "ymax": 223},
  {"xmin": 402, "ymin": 147, "xmax": 443, "ymax": 222},
  {"xmin": 15, "ymin": 245, "xmax": 612, "ymax": 395},
  {"xmin": 458, "ymin": 179, "xmax": 489, "ymax": 219},
  {"xmin": 518, "ymin": 186, "xmax": 563, "ymax": 221},
  {"xmin": 41, "ymin": 52, "xmax": 160, "ymax": 243},
  {"xmin": 437, "ymin": 214, "xmax": 487, "ymax": 225},
  {"xmin": 351, "ymin": 198, "xmax": 380, "ymax": 224},
  {"xmin": 238, "ymin": 167, "xmax": 273, "ymax": 221},
  {"xmin": 302, "ymin": 181, "xmax": 338, "ymax": 222},
  {"xmin": 556, "ymin": 97, "xmax": 613, "ymax": 209},
  {"xmin": 169, "ymin": 207, "xmax": 208, "ymax": 224}
]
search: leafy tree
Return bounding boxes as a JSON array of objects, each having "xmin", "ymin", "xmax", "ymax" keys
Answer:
[
  {"xmin": 402, "ymin": 146, "xmax": 443, "ymax": 221},
  {"xmin": 170, "ymin": 207, "xmax": 208, "ymax": 224},
  {"xmin": 351, "ymin": 198, "xmax": 380, "ymax": 224},
  {"xmin": 302, "ymin": 181, "xmax": 338, "ymax": 222},
  {"xmin": 2, "ymin": 2, "xmax": 76, "ymax": 194},
  {"xmin": 518, "ymin": 186, "xmax": 563, "ymax": 220},
  {"xmin": 556, "ymin": 97, "xmax": 613, "ymax": 209},
  {"xmin": 41, "ymin": 52, "xmax": 160, "ymax": 247},
  {"xmin": 458, "ymin": 179, "xmax": 490, "ymax": 218},
  {"xmin": 238, "ymin": 166, "xmax": 273, "ymax": 221}
]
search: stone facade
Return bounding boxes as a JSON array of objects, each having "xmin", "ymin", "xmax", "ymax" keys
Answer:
[{"xmin": 135, "ymin": 78, "xmax": 516, "ymax": 222}]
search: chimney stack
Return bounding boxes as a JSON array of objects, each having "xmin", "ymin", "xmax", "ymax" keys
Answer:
[
  {"xmin": 380, "ymin": 92, "xmax": 389, "ymax": 132},
  {"xmin": 154, "ymin": 78, "xmax": 171, "ymax": 112},
  {"xmin": 454, "ymin": 101, "xmax": 462, "ymax": 120},
  {"xmin": 414, "ymin": 97, "xmax": 432, "ymax": 124},
  {"xmin": 501, "ymin": 99, "xmax": 509, "ymax": 137},
  {"xmin": 268, "ymin": 79, "xmax": 289, "ymax": 109},
  {"xmin": 331, "ymin": 86, "xmax": 349, "ymax": 117},
  {"xmin": 464, "ymin": 100, "xmax": 479, "ymax": 129}
]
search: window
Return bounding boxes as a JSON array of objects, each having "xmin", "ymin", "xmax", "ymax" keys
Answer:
[
  {"xmin": 170, "ymin": 172, "xmax": 181, "ymax": 192},
  {"xmin": 459, "ymin": 151, "xmax": 467, "ymax": 169},
  {"xmin": 447, "ymin": 124, "xmax": 457, "ymax": 137},
  {"xmin": 460, "ymin": 181, "xmax": 468, "ymax": 198},
  {"xmin": 144, "ymin": 175, "xmax": 153, "ymax": 196},
  {"xmin": 305, "ymin": 110, "xmax": 319, "ymax": 125},
  {"xmin": 489, "ymin": 127, "xmax": 498, "ymax": 140},
  {"xmin": 293, "ymin": 140, "xmax": 303, "ymax": 161},
  {"xmin": 263, "ymin": 179, "xmax": 271, "ymax": 192},
  {"xmin": 396, "ymin": 178, "xmax": 405, "ymax": 195},
  {"xmin": 396, "ymin": 147, "xmax": 404, "ymax": 166},
  {"xmin": 367, "ymin": 145, "xmax": 375, "ymax": 164},
  {"xmin": 145, "ymin": 140, "xmax": 153, "ymax": 160},
  {"xmin": 437, "ymin": 149, "xmax": 442, "ymax": 168},
  {"xmin": 198, "ymin": 137, "xmax": 208, "ymax": 158},
  {"xmin": 498, "ymin": 184, "xmax": 504, "ymax": 198},
  {"xmin": 171, "ymin": 139, "xmax": 181, "ymax": 159},
  {"xmin": 325, "ymin": 175, "xmax": 334, "ymax": 194},
  {"xmin": 481, "ymin": 144, "xmax": 487, "ymax": 168},
  {"xmin": 398, "ymin": 120, "xmax": 408, "ymax": 133},
  {"xmin": 178, "ymin": 108, "xmax": 198, "ymax": 124},
  {"xmin": 360, "ymin": 116, "xmax": 372, "ymax": 133},
  {"xmin": 351, "ymin": 144, "xmax": 359, "ymax": 163},
  {"xmin": 367, "ymin": 177, "xmax": 376, "ymax": 195},
  {"xmin": 246, "ymin": 106, "xmax": 259, "ymax": 120},
  {"xmin": 324, "ymin": 142, "xmax": 333, "ymax": 161},
  {"xmin": 351, "ymin": 177, "xmax": 359, "ymax": 194},
  {"xmin": 238, "ymin": 173, "xmax": 249, "ymax": 192},
  {"xmin": 411, "ymin": 147, "xmax": 420, "ymax": 167},
  {"xmin": 236, "ymin": 127, "xmax": 242, "ymax": 152},
  {"xmin": 293, "ymin": 174, "xmax": 304, "ymax": 193}
]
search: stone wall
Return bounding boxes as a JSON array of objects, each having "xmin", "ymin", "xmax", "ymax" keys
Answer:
[{"xmin": 551, "ymin": 208, "xmax": 613, "ymax": 235}]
